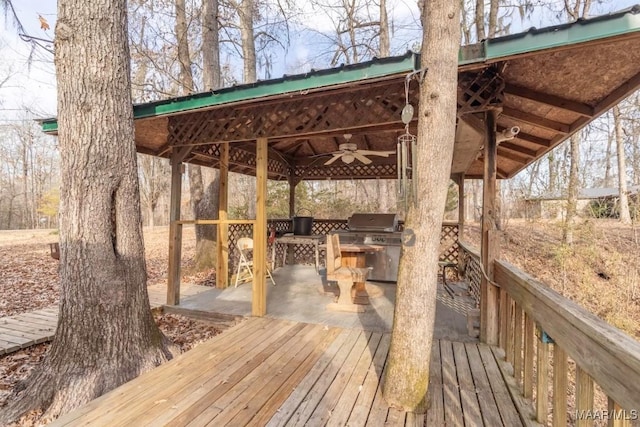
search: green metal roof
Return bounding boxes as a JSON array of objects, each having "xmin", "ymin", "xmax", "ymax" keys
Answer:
[{"xmin": 41, "ymin": 5, "xmax": 640, "ymax": 134}]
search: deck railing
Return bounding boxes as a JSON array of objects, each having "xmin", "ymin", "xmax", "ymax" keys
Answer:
[
  {"xmin": 458, "ymin": 241, "xmax": 481, "ymax": 306},
  {"xmin": 460, "ymin": 241, "xmax": 640, "ymax": 426}
]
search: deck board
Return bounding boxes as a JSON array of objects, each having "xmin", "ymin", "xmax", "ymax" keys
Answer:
[
  {"xmin": 0, "ymin": 283, "xmax": 211, "ymax": 357},
  {"xmin": 50, "ymin": 318, "xmax": 530, "ymax": 427}
]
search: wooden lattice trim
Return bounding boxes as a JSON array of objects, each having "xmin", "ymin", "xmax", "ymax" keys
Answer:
[
  {"xmin": 294, "ymin": 163, "xmax": 397, "ymax": 180},
  {"xmin": 166, "ymin": 83, "xmax": 412, "ymax": 146},
  {"xmin": 457, "ymin": 67, "xmax": 505, "ymax": 115}
]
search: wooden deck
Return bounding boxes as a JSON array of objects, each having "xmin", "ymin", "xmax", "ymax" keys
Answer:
[
  {"xmin": 51, "ymin": 317, "xmax": 527, "ymax": 427},
  {"xmin": 0, "ymin": 283, "xmax": 210, "ymax": 356}
]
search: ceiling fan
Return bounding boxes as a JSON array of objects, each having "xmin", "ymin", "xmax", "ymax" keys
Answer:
[{"xmin": 322, "ymin": 134, "xmax": 396, "ymax": 165}]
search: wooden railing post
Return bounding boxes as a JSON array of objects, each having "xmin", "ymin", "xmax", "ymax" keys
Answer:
[
  {"xmin": 552, "ymin": 345, "xmax": 568, "ymax": 427},
  {"xmin": 575, "ymin": 366, "xmax": 594, "ymax": 427},
  {"xmin": 523, "ymin": 313, "xmax": 534, "ymax": 399},
  {"xmin": 537, "ymin": 329, "xmax": 550, "ymax": 425},
  {"xmin": 514, "ymin": 303, "xmax": 524, "ymax": 387},
  {"xmin": 607, "ymin": 398, "xmax": 631, "ymax": 427}
]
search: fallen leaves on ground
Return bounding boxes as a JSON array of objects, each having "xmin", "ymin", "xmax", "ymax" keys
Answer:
[{"xmin": 0, "ymin": 312, "xmax": 226, "ymax": 421}]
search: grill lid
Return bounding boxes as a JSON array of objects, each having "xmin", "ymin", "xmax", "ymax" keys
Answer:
[{"xmin": 347, "ymin": 213, "xmax": 398, "ymax": 232}]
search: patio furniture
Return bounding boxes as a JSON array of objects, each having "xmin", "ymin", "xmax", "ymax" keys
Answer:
[
  {"xmin": 234, "ymin": 237, "xmax": 276, "ymax": 288},
  {"xmin": 325, "ymin": 234, "xmax": 373, "ymax": 313},
  {"xmin": 272, "ymin": 234, "xmax": 324, "ymax": 273}
]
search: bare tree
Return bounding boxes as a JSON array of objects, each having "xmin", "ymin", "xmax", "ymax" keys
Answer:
[
  {"xmin": 563, "ymin": 134, "xmax": 580, "ymax": 243},
  {"xmin": 0, "ymin": 0, "xmax": 176, "ymax": 422},
  {"xmin": 383, "ymin": 0, "xmax": 460, "ymax": 412},
  {"xmin": 614, "ymin": 105, "xmax": 632, "ymax": 224},
  {"xmin": 562, "ymin": 0, "xmax": 590, "ymax": 243}
]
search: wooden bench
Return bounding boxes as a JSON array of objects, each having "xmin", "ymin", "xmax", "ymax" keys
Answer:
[{"xmin": 325, "ymin": 234, "xmax": 370, "ymax": 313}]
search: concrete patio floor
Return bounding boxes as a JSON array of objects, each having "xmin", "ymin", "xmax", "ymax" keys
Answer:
[{"xmin": 168, "ymin": 265, "xmax": 478, "ymax": 341}]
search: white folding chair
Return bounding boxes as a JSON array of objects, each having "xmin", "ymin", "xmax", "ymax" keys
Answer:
[{"xmin": 234, "ymin": 237, "xmax": 276, "ymax": 287}]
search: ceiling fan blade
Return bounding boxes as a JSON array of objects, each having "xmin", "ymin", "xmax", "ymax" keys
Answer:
[
  {"xmin": 357, "ymin": 150, "xmax": 396, "ymax": 157},
  {"xmin": 352, "ymin": 152, "xmax": 373, "ymax": 165},
  {"xmin": 324, "ymin": 153, "xmax": 343, "ymax": 165}
]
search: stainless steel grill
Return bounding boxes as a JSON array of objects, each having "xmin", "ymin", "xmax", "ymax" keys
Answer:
[{"xmin": 334, "ymin": 213, "xmax": 402, "ymax": 282}]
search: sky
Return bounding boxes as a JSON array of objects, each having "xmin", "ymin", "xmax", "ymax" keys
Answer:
[{"xmin": 0, "ymin": 0, "xmax": 638, "ymax": 123}]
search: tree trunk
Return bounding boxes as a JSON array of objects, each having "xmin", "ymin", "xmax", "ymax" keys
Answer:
[
  {"xmin": 202, "ymin": 0, "xmax": 221, "ymax": 90},
  {"xmin": 488, "ymin": 0, "xmax": 499, "ymax": 37},
  {"xmin": 383, "ymin": 0, "xmax": 460, "ymax": 413},
  {"xmin": 614, "ymin": 105, "xmax": 632, "ymax": 224},
  {"xmin": 0, "ymin": 1, "xmax": 176, "ymax": 423},
  {"xmin": 563, "ymin": 134, "xmax": 580, "ymax": 244},
  {"xmin": 379, "ymin": 0, "xmax": 390, "ymax": 57},
  {"xmin": 239, "ymin": 0, "xmax": 256, "ymax": 83},
  {"xmin": 475, "ymin": 0, "xmax": 485, "ymax": 40},
  {"xmin": 604, "ymin": 131, "xmax": 614, "ymax": 187},
  {"xmin": 239, "ymin": 0, "xmax": 257, "ymax": 218}
]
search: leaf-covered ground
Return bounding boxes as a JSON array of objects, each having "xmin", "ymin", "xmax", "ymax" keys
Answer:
[{"xmin": 0, "ymin": 227, "xmax": 228, "ymax": 424}]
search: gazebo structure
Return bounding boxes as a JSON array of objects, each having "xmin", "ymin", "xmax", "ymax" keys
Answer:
[
  {"xmin": 42, "ymin": 7, "xmax": 640, "ymax": 423},
  {"xmin": 43, "ymin": 6, "xmax": 640, "ymax": 317}
]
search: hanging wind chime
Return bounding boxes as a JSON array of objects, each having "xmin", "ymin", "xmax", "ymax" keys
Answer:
[{"xmin": 397, "ymin": 74, "xmax": 417, "ymax": 212}]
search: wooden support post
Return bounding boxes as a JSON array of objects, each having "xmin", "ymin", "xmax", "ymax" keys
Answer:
[
  {"xmin": 575, "ymin": 366, "xmax": 594, "ymax": 427},
  {"xmin": 607, "ymin": 398, "xmax": 630, "ymax": 427},
  {"xmin": 216, "ymin": 143, "xmax": 229, "ymax": 289},
  {"xmin": 457, "ymin": 173, "xmax": 465, "ymax": 238},
  {"xmin": 537, "ymin": 332, "xmax": 550, "ymax": 425},
  {"xmin": 457, "ymin": 174, "xmax": 466, "ymax": 275},
  {"xmin": 253, "ymin": 137, "xmax": 268, "ymax": 317},
  {"xmin": 523, "ymin": 313, "xmax": 534, "ymax": 399},
  {"xmin": 514, "ymin": 303, "xmax": 523, "ymax": 388},
  {"xmin": 167, "ymin": 147, "xmax": 190, "ymax": 305},
  {"xmin": 480, "ymin": 110, "xmax": 500, "ymax": 345},
  {"xmin": 552, "ymin": 345, "xmax": 568, "ymax": 427}
]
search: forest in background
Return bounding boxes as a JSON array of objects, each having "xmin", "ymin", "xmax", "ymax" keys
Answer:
[{"xmin": 1, "ymin": 0, "xmax": 639, "ymax": 230}]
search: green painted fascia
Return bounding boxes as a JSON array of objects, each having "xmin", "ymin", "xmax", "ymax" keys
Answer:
[
  {"xmin": 41, "ymin": 53, "xmax": 419, "ymax": 133},
  {"xmin": 136, "ymin": 54, "xmax": 419, "ymax": 120},
  {"xmin": 485, "ymin": 7, "xmax": 640, "ymax": 59},
  {"xmin": 40, "ymin": 7, "xmax": 640, "ymax": 134}
]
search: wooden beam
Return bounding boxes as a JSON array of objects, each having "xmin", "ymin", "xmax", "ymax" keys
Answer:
[
  {"xmin": 498, "ymin": 140, "xmax": 537, "ymax": 158},
  {"xmin": 504, "ymin": 83, "xmax": 594, "ymax": 117},
  {"xmin": 502, "ymin": 107, "xmax": 570, "ymax": 134},
  {"xmin": 480, "ymin": 109, "xmax": 500, "ymax": 346},
  {"xmin": 216, "ymin": 143, "xmax": 229, "ymax": 289},
  {"xmin": 253, "ymin": 137, "xmax": 268, "ymax": 316},
  {"xmin": 513, "ymin": 131, "xmax": 552, "ymax": 148},
  {"xmin": 497, "ymin": 147, "xmax": 528, "ymax": 165},
  {"xmin": 167, "ymin": 152, "xmax": 185, "ymax": 305},
  {"xmin": 593, "ymin": 70, "xmax": 640, "ymax": 117}
]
